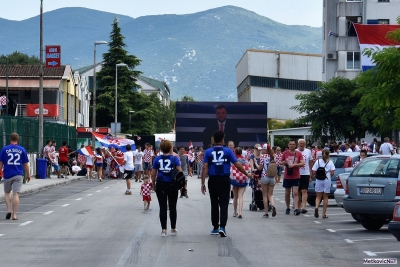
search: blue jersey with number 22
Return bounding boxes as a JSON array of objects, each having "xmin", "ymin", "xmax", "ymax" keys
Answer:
[
  {"xmin": 0, "ymin": 144, "xmax": 29, "ymax": 179},
  {"xmin": 204, "ymin": 146, "xmax": 237, "ymax": 176}
]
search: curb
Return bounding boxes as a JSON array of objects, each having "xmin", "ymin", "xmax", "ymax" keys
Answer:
[{"xmin": 0, "ymin": 176, "xmax": 86, "ymax": 203}]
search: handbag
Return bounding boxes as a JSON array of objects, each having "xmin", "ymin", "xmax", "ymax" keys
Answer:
[{"xmin": 171, "ymin": 156, "xmax": 185, "ymax": 190}]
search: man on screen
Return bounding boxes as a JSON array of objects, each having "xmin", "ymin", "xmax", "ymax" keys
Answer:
[{"xmin": 202, "ymin": 104, "xmax": 238, "ymax": 148}]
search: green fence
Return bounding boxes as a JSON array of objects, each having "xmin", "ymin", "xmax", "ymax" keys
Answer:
[{"xmin": 0, "ymin": 116, "xmax": 76, "ymax": 153}]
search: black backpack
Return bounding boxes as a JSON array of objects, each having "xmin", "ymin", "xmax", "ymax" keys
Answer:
[
  {"xmin": 315, "ymin": 160, "xmax": 329, "ymax": 180},
  {"xmin": 171, "ymin": 157, "xmax": 185, "ymax": 190}
]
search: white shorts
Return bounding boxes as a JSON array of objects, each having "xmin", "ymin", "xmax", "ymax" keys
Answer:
[
  {"xmin": 135, "ymin": 164, "xmax": 143, "ymax": 172},
  {"xmin": 315, "ymin": 179, "xmax": 331, "ymax": 193}
]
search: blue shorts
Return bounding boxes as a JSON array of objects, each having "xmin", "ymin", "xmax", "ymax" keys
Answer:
[
  {"xmin": 52, "ymin": 164, "xmax": 60, "ymax": 171},
  {"xmin": 96, "ymin": 163, "xmax": 103, "ymax": 167},
  {"xmin": 283, "ymin": 178, "xmax": 300, "ymax": 188},
  {"xmin": 277, "ymin": 166, "xmax": 283, "ymax": 176},
  {"xmin": 188, "ymin": 161, "xmax": 194, "ymax": 167},
  {"xmin": 143, "ymin": 162, "xmax": 151, "ymax": 170},
  {"xmin": 230, "ymin": 179, "xmax": 248, "ymax": 187}
]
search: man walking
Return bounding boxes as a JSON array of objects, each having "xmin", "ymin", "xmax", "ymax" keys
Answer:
[
  {"xmin": 297, "ymin": 139, "xmax": 313, "ymax": 214},
  {"xmin": 58, "ymin": 141, "xmax": 69, "ymax": 178},
  {"xmin": 281, "ymin": 139, "xmax": 305, "ymax": 216},
  {"xmin": 143, "ymin": 143, "xmax": 152, "ymax": 178},
  {"xmin": 0, "ymin": 133, "xmax": 30, "ymax": 220},
  {"xmin": 133, "ymin": 146, "xmax": 144, "ymax": 182},
  {"xmin": 43, "ymin": 140, "xmax": 52, "ymax": 178},
  {"xmin": 201, "ymin": 131, "xmax": 252, "ymax": 237},
  {"xmin": 179, "ymin": 146, "xmax": 192, "ymax": 198},
  {"xmin": 380, "ymin": 137, "xmax": 395, "ymax": 155},
  {"xmin": 123, "ymin": 144, "xmax": 135, "ymax": 195}
]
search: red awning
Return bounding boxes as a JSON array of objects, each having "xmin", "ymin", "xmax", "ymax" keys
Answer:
[{"xmin": 0, "ymin": 78, "xmax": 60, "ymax": 91}]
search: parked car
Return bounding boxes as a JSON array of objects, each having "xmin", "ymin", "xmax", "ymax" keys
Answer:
[
  {"xmin": 388, "ymin": 201, "xmax": 400, "ymax": 241},
  {"xmin": 334, "ymin": 172, "xmax": 351, "ymax": 207},
  {"xmin": 343, "ymin": 155, "xmax": 400, "ymax": 230},
  {"xmin": 307, "ymin": 152, "xmax": 363, "ymax": 206}
]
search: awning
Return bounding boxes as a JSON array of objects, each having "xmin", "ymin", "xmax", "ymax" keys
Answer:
[{"xmin": 0, "ymin": 78, "xmax": 60, "ymax": 91}]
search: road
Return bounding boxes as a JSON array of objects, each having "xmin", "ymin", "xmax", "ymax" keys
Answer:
[{"xmin": 1, "ymin": 177, "xmax": 399, "ymax": 267}]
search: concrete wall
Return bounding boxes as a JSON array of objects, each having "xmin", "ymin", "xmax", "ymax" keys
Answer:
[{"xmin": 366, "ymin": 0, "xmax": 400, "ymax": 23}]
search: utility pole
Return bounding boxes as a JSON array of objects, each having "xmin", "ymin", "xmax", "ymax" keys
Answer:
[{"xmin": 38, "ymin": 0, "xmax": 44, "ymax": 155}]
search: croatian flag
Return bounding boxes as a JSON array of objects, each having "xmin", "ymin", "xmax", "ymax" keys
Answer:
[
  {"xmin": 354, "ymin": 24, "xmax": 400, "ymax": 71},
  {"xmin": 78, "ymin": 145, "xmax": 94, "ymax": 157},
  {"xmin": 92, "ymin": 133, "xmax": 135, "ymax": 152}
]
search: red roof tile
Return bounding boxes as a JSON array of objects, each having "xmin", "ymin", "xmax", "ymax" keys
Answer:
[{"xmin": 0, "ymin": 65, "xmax": 66, "ymax": 78}]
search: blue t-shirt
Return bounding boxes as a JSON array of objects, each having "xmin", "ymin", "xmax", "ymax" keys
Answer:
[
  {"xmin": 0, "ymin": 144, "xmax": 29, "ymax": 179},
  {"xmin": 152, "ymin": 154, "xmax": 181, "ymax": 182},
  {"xmin": 204, "ymin": 146, "xmax": 237, "ymax": 176}
]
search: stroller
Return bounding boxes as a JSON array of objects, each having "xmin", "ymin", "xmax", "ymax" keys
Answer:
[{"xmin": 249, "ymin": 174, "xmax": 264, "ymax": 211}]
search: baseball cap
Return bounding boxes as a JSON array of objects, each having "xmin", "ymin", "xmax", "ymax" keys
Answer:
[{"xmin": 262, "ymin": 143, "xmax": 270, "ymax": 150}]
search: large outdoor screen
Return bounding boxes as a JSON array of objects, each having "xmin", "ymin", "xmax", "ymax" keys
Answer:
[{"xmin": 175, "ymin": 102, "xmax": 268, "ymax": 148}]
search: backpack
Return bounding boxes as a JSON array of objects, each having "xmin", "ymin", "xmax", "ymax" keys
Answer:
[
  {"xmin": 267, "ymin": 160, "xmax": 278, "ymax": 177},
  {"xmin": 170, "ymin": 157, "xmax": 185, "ymax": 190},
  {"xmin": 315, "ymin": 160, "xmax": 328, "ymax": 180}
]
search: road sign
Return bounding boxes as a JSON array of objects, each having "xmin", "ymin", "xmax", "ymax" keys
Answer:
[{"xmin": 45, "ymin": 45, "xmax": 61, "ymax": 68}]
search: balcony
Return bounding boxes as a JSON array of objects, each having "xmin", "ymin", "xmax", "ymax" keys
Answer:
[{"xmin": 15, "ymin": 104, "xmax": 81, "ymax": 126}]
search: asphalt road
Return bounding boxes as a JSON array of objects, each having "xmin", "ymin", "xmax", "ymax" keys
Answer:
[{"xmin": 1, "ymin": 178, "xmax": 399, "ymax": 267}]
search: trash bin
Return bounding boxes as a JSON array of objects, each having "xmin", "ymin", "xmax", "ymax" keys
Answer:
[{"xmin": 36, "ymin": 158, "xmax": 47, "ymax": 179}]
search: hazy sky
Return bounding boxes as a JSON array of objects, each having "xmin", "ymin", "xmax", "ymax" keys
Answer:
[{"xmin": 0, "ymin": 0, "xmax": 322, "ymax": 27}]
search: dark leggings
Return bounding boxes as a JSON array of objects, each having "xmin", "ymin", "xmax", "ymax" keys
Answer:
[
  {"xmin": 156, "ymin": 181, "xmax": 179, "ymax": 230},
  {"xmin": 208, "ymin": 176, "xmax": 231, "ymax": 229}
]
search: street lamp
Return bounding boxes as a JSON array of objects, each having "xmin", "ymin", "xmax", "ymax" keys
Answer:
[
  {"xmin": 129, "ymin": 110, "xmax": 135, "ymax": 130},
  {"xmin": 92, "ymin": 41, "xmax": 108, "ymax": 147},
  {"xmin": 115, "ymin": 63, "xmax": 128, "ymax": 136}
]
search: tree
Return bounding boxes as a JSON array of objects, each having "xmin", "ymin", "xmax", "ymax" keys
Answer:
[
  {"xmin": 148, "ymin": 94, "xmax": 175, "ymax": 133},
  {"xmin": 353, "ymin": 18, "xmax": 400, "ymax": 135},
  {"xmin": 268, "ymin": 119, "xmax": 301, "ymax": 148},
  {"xmin": 179, "ymin": 95, "xmax": 195, "ymax": 102},
  {"xmin": 95, "ymin": 18, "xmax": 143, "ymax": 131},
  {"xmin": 291, "ymin": 77, "xmax": 366, "ymax": 141},
  {"xmin": 0, "ymin": 51, "xmax": 40, "ymax": 64}
]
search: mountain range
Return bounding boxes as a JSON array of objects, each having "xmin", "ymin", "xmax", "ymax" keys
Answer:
[{"xmin": 0, "ymin": 6, "xmax": 322, "ymax": 101}]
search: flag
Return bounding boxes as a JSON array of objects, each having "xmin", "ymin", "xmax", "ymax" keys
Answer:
[
  {"xmin": 328, "ymin": 31, "xmax": 338, "ymax": 37},
  {"xmin": 353, "ymin": 24, "xmax": 400, "ymax": 71},
  {"xmin": 189, "ymin": 140, "xmax": 193, "ymax": 148},
  {"xmin": 92, "ymin": 133, "xmax": 136, "ymax": 152},
  {"xmin": 156, "ymin": 137, "xmax": 164, "ymax": 142},
  {"xmin": 78, "ymin": 145, "xmax": 94, "ymax": 157},
  {"xmin": 137, "ymin": 136, "xmax": 141, "ymax": 140}
]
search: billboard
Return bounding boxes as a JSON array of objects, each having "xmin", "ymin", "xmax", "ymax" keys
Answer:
[{"xmin": 175, "ymin": 102, "xmax": 268, "ymax": 148}]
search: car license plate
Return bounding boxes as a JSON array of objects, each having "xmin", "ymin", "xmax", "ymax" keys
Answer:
[{"xmin": 359, "ymin": 187, "xmax": 382, "ymax": 194}]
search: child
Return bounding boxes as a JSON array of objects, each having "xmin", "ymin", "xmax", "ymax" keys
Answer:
[{"xmin": 140, "ymin": 176, "xmax": 152, "ymax": 210}]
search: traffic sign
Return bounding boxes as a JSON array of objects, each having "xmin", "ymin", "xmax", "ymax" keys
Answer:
[{"xmin": 45, "ymin": 45, "xmax": 61, "ymax": 68}]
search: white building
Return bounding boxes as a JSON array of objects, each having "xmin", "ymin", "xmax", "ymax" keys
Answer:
[
  {"xmin": 323, "ymin": 0, "xmax": 400, "ymax": 82},
  {"xmin": 236, "ymin": 49, "xmax": 322, "ymax": 120}
]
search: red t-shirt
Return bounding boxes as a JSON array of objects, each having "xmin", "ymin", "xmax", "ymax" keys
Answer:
[
  {"xmin": 58, "ymin": 146, "xmax": 69, "ymax": 163},
  {"xmin": 280, "ymin": 150, "xmax": 304, "ymax": 179}
]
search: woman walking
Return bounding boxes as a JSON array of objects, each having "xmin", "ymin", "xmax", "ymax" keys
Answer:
[
  {"xmin": 95, "ymin": 147, "xmax": 103, "ymax": 182},
  {"xmin": 249, "ymin": 144, "xmax": 262, "ymax": 178},
  {"xmin": 257, "ymin": 146, "xmax": 277, "ymax": 218},
  {"xmin": 230, "ymin": 147, "xmax": 250, "ymax": 219},
  {"xmin": 312, "ymin": 149, "xmax": 335, "ymax": 219},
  {"xmin": 151, "ymin": 140, "xmax": 183, "ymax": 236}
]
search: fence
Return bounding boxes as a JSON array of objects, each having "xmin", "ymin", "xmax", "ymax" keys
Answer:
[{"xmin": 0, "ymin": 115, "xmax": 76, "ymax": 153}]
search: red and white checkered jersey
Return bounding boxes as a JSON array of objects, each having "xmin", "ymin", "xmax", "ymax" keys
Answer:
[
  {"xmin": 230, "ymin": 156, "xmax": 250, "ymax": 184},
  {"xmin": 196, "ymin": 151, "xmax": 204, "ymax": 163},
  {"xmin": 188, "ymin": 151, "xmax": 194, "ymax": 162},
  {"xmin": 141, "ymin": 182, "xmax": 152, "ymax": 196},
  {"xmin": 0, "ymin": 95, "xmax": 6, "ymax": 106},
  {"xmin": 43, "ymin": 145, "xmax": 51, "ymax": 158},
  {"xmin": 274, "ymin": 153, "xmax": 282, "ymax": 167},
  {"xmin": 143, "ymin": 149, "xmax": 152, "ymax": 163}
]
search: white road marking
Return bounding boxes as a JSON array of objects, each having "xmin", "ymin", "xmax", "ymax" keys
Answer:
[
  {"xmin": 104, "ymin": 187, "xmax": 109, "ymax": 189},
  {"xmin": 346, "ymin": 237, "xmax": 393, "ymax": 244},
  {"xmin": 364, "ymin": 250, "xmax": 400, "ymax": 257},
  {"xmin": 76, "ymin": 198, "xmax": 82, "ymax": 201},
  {"xmin": 96, "ymin": 190, "xmax": 102, "ymax": 192},
  {"xmin": 313, "ymin": 221, "xmax": 321, "ymax": 224},
  {"xmin": 327, "ymin": 229, "xmax": 336, "ymax": 232},
  {"xmin": 19, "ymin": 221, "xmax": 33, "ymax": 226},
  {"xmin": 280, "ymin": 201, "xmax": 285, "ymax": 203},
  {"xmin": 363, "ymin": 251, "xmax": 377, "ymax": 256},
  {"xmin": 43, "ymin": 211, "xmax": 54, "ymax": 215},
  {"xmin": 303, "ymin": 215, "xmax": 311, "ymax": 217},
  {"xmin": 0, "ymin": 234, "xmax": 4, "ymax": 237},
  {"xmin": 62, "ymin": 204, "xmax": 70, "ymax": 207},
  {"xmin": 328, "ymin": 227, "xmax": 366, "ymax": 231},
  {"xmin": 87, "ymin": 194, "xmax": 93, "ymax": 196}
]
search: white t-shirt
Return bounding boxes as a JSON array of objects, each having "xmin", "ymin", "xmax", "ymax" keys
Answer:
[
  {"xmin": 297, "ymin": 148, "xmax": 312, "ymax": 176},
  {"xmin": 72, "ymin": 166, "xmax": 81, "ymax": 173},
  {"xmin": 124, "ymin": 151, "xmax": 135, "ymax": 171},
  {"xmin": 354, "ymin": 145, "xmax": 360, "ymax": 152},
  {"xmin": 242, "ymin": 150, "xmax": 247, "ymax": 158},
  {"xmin": 346, "ymin": 148, "xmax": 353, "ymax": 152},
  {"xmin": 85, "ymin": 156, "xmax": 93, "ymax": 165},
  {"xmin": 312, "ymin": 159, "xmax": 336, "ymax": 179},
  {"xmin": 133, "ymin": 151, "xmax": 143, "ymax": 165},
  {"xmin": 380, "ymin": 142, "xmax": 394, "ymax": 155}
]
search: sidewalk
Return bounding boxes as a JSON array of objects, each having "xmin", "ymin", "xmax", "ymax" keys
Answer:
[{"xmin": 0, "ymin": 175, "xmax": 86, "ymax": 202}]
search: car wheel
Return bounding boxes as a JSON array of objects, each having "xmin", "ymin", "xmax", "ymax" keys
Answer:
[
  {"xmin": 360, "ymin": 218, "xmax": 385, "ymax": 231},
  {"xmin": 351, "ymin": 213, "xmax": 360, "ymax": 222}
]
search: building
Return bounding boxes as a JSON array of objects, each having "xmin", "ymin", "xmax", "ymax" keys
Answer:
[
  {"xmin": 236, "ymin": 49, "xmax": 322, "ymax": 120},
  {"xmin": 323, "ymin": 0, "xmax": 400, "ymax": 82},
  {"xmin": 0, "ymin": 65, "xmax": 89, "ymax": 127},
  {"xmin": 78, "ymin": 64, "xmax": 170, "ymax": 107}
]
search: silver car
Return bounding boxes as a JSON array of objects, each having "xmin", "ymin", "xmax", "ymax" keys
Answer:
[
  {"xmin": 334, "ymin": 172, "xmax": 351, "ymax": 207},
  {"xmin": 343, "ymin": 155, "xmax": 400, "ymax": 230}
]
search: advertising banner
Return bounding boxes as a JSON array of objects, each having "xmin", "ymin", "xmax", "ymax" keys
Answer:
[{"xmin": 26, "ymin": 104, "xmax": 59, "ymax": 117}]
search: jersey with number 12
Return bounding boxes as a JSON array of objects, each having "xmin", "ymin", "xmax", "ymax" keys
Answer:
[{"xmin": 0, "ymin": 144, "xmax": 29, "ymax": 179}]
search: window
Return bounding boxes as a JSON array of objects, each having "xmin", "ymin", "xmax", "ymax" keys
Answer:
[
  {"xmin": 378, "ymin": 0, "xmax": 390, "ymax": 2},
  {"xmin": 346, "ymin": 0, "xmax": 362, "ymax": 2},
  {"xmin": 346, "ymin": 17, "xmax": 359, "ymax": 36},
  {"xmin": 346, "ymin": 51, "xmax": 361, "ymax": 70},
  {"xmin": 378, "ymin": 19, "xmax": 390, "ymax": 24}
]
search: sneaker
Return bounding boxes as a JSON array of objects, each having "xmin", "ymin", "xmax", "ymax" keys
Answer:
[
  {"xmin": 125, "ymin": 191, "xmax": 132, "ymax": 195},
  {"xmin": 179, "ymin": 195, "xmax": 184, "ymax": 198},
  {"xmin": 161, "ymin": 230, "xmax": 167, "ymax": 237},
  {"xmin": 61, "ymin": 175, "xmax": 64, "ymax": 178},
  {"xmin": 219, "ymin": 227, "xmax": 227, "ymax": 237},
  {"xmin": 229, "ymin": 199, "xmax": 233, "ymax": 204},
  {"xmin": 171, "ymin": 229, "xmax": 178, "ymax": 236},
  {"xmin": 185, "ymin": 195, "xmax": 189, "ymax": 198},
  {"xmin": 268, "ymin": 204, "xmax": 272, "ymax": 212},
  {"xmin": 210, "ymin": 229, "xmax": 219, "ymax": 235},
  {"xmin": 272, "ymin": 206, "xmax": 276, "ymax": 217},
  {"xmin": 294, "ymin": 209, "xmax": 300, "ymax": 216},
  {"xmin": 262, "ymin": 213, "xmax": 269, "ymax": 218},
  {"xmin": 301, "ymin": 209, "xmax": 308, "ymax": 214},
  {"xmin": 285, "ymin": 208, "xmax": 290, "ymax": 215}
]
